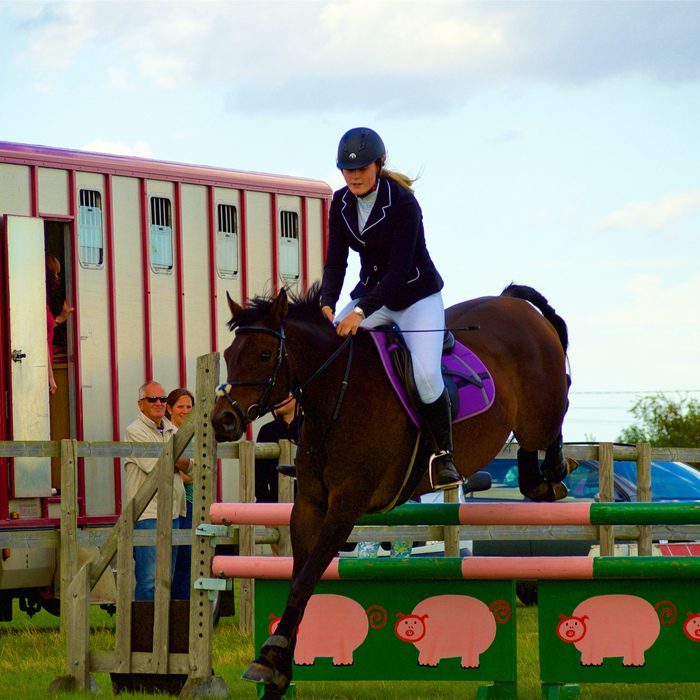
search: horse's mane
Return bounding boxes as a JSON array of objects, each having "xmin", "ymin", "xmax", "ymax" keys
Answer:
[{"xmin": 227, "ymin": 281, "xmax": 325, "ymax": 331}]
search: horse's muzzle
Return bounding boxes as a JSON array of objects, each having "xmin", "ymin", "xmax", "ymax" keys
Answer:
[{"xmin": 211, "ymin": 398, "xmax": 245, "ymax": 442}]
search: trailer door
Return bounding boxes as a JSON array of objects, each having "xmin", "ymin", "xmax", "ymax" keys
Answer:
[{"xmin": 4, "ymin": 215, "xmax": 52, "ymax": 496}]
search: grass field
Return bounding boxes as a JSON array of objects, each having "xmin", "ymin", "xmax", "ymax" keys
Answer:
[{"xmin": 1, "ymin": 599, "xmax": 699, "ymax": 699}]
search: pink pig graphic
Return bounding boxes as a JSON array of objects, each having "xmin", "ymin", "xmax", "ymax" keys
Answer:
[
  {"xmin": 395, "ymin": 595, "xmax": 509, "ymax": 668},
  {"xmin": 268, "ymin": 594, "xmax": 385, "ymax": 666},
  {"xmin": 556, "ymin": 595, "xmax": 675, "ymax": 667}
]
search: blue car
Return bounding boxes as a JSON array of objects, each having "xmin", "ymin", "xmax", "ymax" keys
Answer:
[
  {"xmin": 468, "ymin": 456, "xmax": 700, "ymax": 604},
  {"xmin": 469, "ymin": 457, "xmax": 700, "ymax": 505}
]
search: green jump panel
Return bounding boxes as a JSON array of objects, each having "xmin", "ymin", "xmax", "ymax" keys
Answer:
[
  {"xmin": 255, "ymin": 579, "xmax": 517, "ymax": 687},
  {"xmin": 539, "ymin": 579, "xmax": 700, "ymax": 687}
]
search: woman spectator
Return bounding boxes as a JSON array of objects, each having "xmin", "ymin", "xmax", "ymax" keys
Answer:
[{"xmin": 166, "ymin": 387, "xmax": 195, "ymax": 600}]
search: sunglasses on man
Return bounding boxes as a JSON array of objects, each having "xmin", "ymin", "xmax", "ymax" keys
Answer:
[{"xmin": 141, "ymin": 396, "xmax": 168, "ymax": 404}]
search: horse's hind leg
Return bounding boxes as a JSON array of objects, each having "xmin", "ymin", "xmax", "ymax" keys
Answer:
[
  {"xmin": 516, "ymin": 447, "xmax": 553, "ymax": 501},
  {"xmin": 518, "ymin": 436, "xmax": 578, "ymax": 502},
  {"xmin": 541, "ymin": 433, "xmax": 578, "ymax": 484}
]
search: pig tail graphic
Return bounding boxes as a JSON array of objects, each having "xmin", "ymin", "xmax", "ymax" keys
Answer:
[
  {"xmin": 366, "ymin": 604, "xmax": 387, "ymax": 629},
  {"xmin": 654, "ymin": 600, "xmax": 676, "ymax": 626},
  {"xmin": 489, "ymin": 600, "xmax": 511, "ymax": 624}
]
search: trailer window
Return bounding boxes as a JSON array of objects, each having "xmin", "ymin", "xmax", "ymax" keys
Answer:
[
  {"xmin": 279, "ymin": 210, "xmax": 299, "ymax": 280},
  {"xmin": 216, "ymin": 203, "xmax": 238, "ymax": 279},
  {"xmin": 78, "ymin": 190, "xmax": 104, "ymax": 269},
  {"xmin": 149, "ymin": 197, "xmax": 173, "ymax": 272}
]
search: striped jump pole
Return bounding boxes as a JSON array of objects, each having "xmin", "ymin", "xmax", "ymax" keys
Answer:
[
  {"xmin": 211, "ymin": 554, "xmax": 700, "ymax": 581},
  {"xmin": 210, "ymin": 500, "xmax": 700, "ymax": 527}
]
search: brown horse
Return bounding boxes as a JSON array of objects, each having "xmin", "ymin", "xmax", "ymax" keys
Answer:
[{"xmin": 211, "ymin": 282, "xmax": 572, "ymax": 698}]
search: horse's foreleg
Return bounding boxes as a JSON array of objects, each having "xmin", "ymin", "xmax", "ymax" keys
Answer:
[{"xmin": 243, "ymin": 495, "xmax": 364, "ymax": 696}]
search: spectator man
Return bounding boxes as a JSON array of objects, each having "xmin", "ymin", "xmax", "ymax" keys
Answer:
[{"xmin": 124, "ymin": 380, "xmax": 189, "ymax": 601}]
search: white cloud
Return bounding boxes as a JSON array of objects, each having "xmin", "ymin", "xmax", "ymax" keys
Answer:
[
  {"xmin": 581, "ymin": 273, "xmax": 700, "ymax": 330},
  {"xmin": 80, "ymin": 139, "xmax": 152, "ymax": 158},
  {"xmin": 8, "ymin": 0, "xmax": 700, "ymax": 113},
  {"xmin": 598, "ymin": 189, "xmax": 700, "ymax": 232}
]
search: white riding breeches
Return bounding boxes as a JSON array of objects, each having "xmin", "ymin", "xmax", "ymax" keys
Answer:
[{"xmin": 335, "ymin": 292, "xmax": 446, "ymax": 404}]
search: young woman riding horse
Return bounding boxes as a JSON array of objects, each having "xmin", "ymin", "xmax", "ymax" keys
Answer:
[
  {"xmin": 321, "ymin": 126, "xmax": 461, "ymax": 491},
  {"xmin": 210, "ymin": 129, "xmax": 574, "ymax": 699}
]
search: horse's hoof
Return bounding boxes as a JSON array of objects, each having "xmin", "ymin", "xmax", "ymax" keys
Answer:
[
  {"xmin": 521, "ymin": 481, "xmax": 569, "ymax": 502},
  {"xmin": 242, "ymin": 655, "xmax": 291, "ymax": 695},
  {"xmin": 242, "ymin": 658, "xmax": 275, "ymax": 684},
  {"xmin": 565, "ymin": 457, "xmax": 579, "ymax": 475},
  {"xmin": 542, "ymin": 457, "xmax": 579, "ymax": 483},
  {"xmin": 550, "ymin": 481, "xmax": 569, "ymax": 501}
]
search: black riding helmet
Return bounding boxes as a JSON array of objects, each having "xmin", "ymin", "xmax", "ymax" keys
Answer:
[{"xmin": 336, "ymin": 127, "xmax": 386, "ymax": 170}]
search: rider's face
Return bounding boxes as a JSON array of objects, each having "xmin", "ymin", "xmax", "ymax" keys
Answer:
[{"xmin": 342, "ymin": 163, "xmax": 379, "ymax": 197}]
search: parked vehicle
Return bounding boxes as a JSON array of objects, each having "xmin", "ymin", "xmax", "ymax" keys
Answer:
[{"xmin": 468, "ymin": 454, "xmax": 700, "ymax": 604}]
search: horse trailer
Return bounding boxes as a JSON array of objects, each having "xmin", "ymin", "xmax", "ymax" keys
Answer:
[{"xmin": 0, "ymin": 140, "xmax": 331, "ymax": 619}]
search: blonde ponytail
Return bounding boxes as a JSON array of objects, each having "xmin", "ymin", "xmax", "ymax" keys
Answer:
[{"xmin": 381, "ymin": 167, "xmax": 417, "ymax": 192}]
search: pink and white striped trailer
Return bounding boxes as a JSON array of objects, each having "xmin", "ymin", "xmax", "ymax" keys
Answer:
[{"xmin": 0, "ymin": 141, "xmax": 330, "ymax": 616}]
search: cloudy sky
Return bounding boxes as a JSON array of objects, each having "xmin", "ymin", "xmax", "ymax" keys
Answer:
[{"xmin": 2, "ymin": 0, "xmax": 699, "ymax": 442}]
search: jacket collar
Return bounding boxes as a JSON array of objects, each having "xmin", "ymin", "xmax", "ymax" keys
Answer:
[
  {"xmin": 340, "ymin": 177, "xmax": 392, "ymax": 244},
  {"xmin": 137, "ymin": 411, "xmax": 176, "ymax": 436}
]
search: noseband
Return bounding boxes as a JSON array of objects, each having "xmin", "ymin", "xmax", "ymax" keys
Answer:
[{"xmin": 216, "ymin": 325, "xmax": 288, "ymax": 427}]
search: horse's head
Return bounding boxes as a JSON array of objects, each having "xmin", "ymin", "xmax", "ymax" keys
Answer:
[{"xmin": 211, "ymin": 288, "xmax": 292, "ymax": 442}]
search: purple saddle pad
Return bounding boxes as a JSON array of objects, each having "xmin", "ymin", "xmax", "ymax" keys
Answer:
[{"xmin": 370, "ymin": 331, "xmax": 496, "ymax": 429}]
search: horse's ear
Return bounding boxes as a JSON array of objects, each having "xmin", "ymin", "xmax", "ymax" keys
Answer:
[
  {"xmin": 227, "ymin": 291, "xmax": 243, "ymax": 319},
  {"xmin": 269, "ymin": 288, "xmax": 289, "ymax": 324}
]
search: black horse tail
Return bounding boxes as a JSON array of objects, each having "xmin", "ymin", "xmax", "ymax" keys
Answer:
[{"xmin": 501, "ymin": 283, "xmax": 569, "ymax": 353}]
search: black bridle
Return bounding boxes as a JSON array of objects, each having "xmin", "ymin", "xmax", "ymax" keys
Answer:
[
  {"xmin": 216, "ymin": 323, "xmax": 355, "ymax": 429},
  {"xmin": 216, "ymin": 325, "xmax": 289, "ymax": 425}
]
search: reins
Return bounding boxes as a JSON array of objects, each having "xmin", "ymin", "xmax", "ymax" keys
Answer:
[
  {"xmin": 216, "ymin": 321, "xmax": 477, "ymax": 427},
  {"xmin": 216, "ymin": 324, "xmax": 355, "ymax": 427}
]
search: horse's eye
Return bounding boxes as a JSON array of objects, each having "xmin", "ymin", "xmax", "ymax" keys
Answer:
[{"xmin": 260, "ymin": 351, "xmax": 272, "ymax": 361}]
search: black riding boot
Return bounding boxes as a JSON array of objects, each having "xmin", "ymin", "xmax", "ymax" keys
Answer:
[{"xmin": 420, "ymin": 389, "xmax": 463, "ymax": 491}]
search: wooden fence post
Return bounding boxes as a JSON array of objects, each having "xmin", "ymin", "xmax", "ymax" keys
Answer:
[
  {"xmin": 276, "ymin": 439, "xmax": 295, "ymax": 556},
  {"xmin": 598, "ymin": 442, "xmax": 615, "ymax": 556},
  {"xmin": 444, "ymin": 486, "xmax": 460, "ymax": 557},
  {"xmin": 238, "ymin": 440, "xmax": 256, "ymax": 634},
  {"xmin": 181, "ymin": 352, "xmax": 229, "ymax": 696},
  {"xmin": 59, "ymin": 439, "xmax": 79, "ymax": 640},
  {"xmin": 114, "ymin": 502, "xmax": 135, "ymax": 673},
  {"xmin": 637, "ymin": 442, "xmax": 652, "ymax": 555},
  {"xmin": 48, "ymin": 564, "xmax": 98, "ymax": 693}
]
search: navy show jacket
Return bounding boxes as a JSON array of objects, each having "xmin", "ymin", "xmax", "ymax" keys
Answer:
[{"xmin": 320, "ymin": 176, "xmax": 444, "ymax": 318}]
